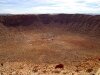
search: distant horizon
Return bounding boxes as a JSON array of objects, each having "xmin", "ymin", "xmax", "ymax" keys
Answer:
[{"xmin": 0, "ymin": 13, "xmax": 100, "ymax": 15}]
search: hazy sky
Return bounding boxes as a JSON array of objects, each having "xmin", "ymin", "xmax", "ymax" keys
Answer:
[{"xmin": 0, "ymin": 0, "xmax": 100, "ymax": 14}]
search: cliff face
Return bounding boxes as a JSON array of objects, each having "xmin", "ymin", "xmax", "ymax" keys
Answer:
[{"xmin": 0, "ymin": 14, "xmax": 100, "ymax": 37}]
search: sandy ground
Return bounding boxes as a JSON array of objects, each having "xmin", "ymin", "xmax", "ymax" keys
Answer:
[{"xmin": 0, "ymin": 24, "xmax": 100, "ymax": 75}]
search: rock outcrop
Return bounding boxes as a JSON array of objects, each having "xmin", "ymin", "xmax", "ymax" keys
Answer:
[{"xmin": 0, "ymin": 14, "xmax": 100, "ymax": 37}]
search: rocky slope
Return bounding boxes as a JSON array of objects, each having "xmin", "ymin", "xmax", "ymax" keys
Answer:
[{"xmin": 0, "ymin": 14, "xmax": 100, "ymax": 36}]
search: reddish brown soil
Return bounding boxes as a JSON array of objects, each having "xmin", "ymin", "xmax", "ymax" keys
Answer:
[{"xmin": 0, "ymin": 14, "xmax": 100, "ymax": 75}]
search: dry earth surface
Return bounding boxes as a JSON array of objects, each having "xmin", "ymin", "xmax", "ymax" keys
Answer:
[{"xmin": 0, "ymin": 14, "xmax": 100, "ymax": 75}]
